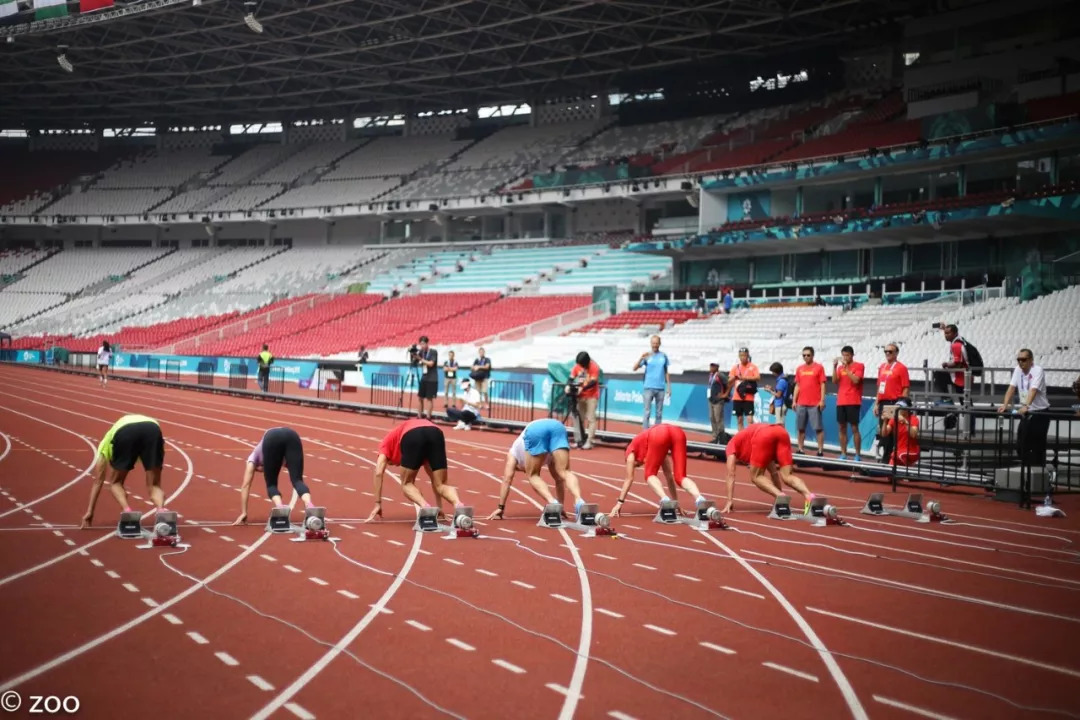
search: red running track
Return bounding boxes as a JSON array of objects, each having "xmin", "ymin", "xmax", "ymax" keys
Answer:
[{"xmin": 1, "ymin": 363, "xmax": 1079, "ymax": 720}]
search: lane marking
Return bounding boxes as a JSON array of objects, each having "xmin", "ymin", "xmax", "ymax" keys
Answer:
[
  {"xmin": 511, "ymin": 580, "xmax": 536, "ymax": 590},
  {"xmin": 309, "ymin": 577, "xmax": 329, "ymax": 586},
  {"xmin": 282, "ymin": 565, "xmax": 302, "ymax": 574},
  {"xmin": 700, "ymin": 642, "xmax": 736, "ymax": 655},
  {"xmin": 763, "ymin": 661, "xmax": 819, "ymax": 682},
  {"xmin": 122, "ymin": 583, "xmax": 139, "ymax": 593},
  {"xmin": 187, "ymin": 632, "xmax": 209, "ymax": 645},
  {"xmin": 475, "ymin": 569, "xmax": 498, "ymax": 577},
  {"xmin": 105, "ymin": 571, "xmax": 120, "ymax": 579},
  {"xmin": 248, "ymin": 675, "xmax": 275, "ymax": 692},
  {"xmin": 722, "ymin": 586, "xmax": 765, "ymax": 600},
  {"xmin": 215, "ymin": 651, "xmax": 240, "ymax": 667},
  {"xmin": 631, "ymin": 563, "xmax": 656, "ymax": 571},
  {"xmin": 674, "ymin": 574, "xmax": 701, "ymax": 582},
  {"xmin": 443, "ymin": 558, "xmax": 464, "ymax": 566},
  {"xmin": 643, "ymin": 624, "xmax": 676, "ymax": 636},
  {"xmin": 492, "ymin": 658, "xmax": 526, "ymax": 674},
  {"xmin": 446, "ymin": 638, "xmax": 475, "ymax": 652},
  {"xmin": 595, "ymin": 608, "xmax": 624, "ymax": 619},
  {"xmin": 337, "ymin": 590, "xmax": 359, "ymax": 600},
  {"xmin": 163, "ymin": 614, "xmax": 183, "ymax": 625},
  {"xmin": 405, "ymin": 619, "xmax": 432, "ymax": 632},
  {"xmin": 546, "ymin": 683, "xmax": 584, "ymax": 700},
  {"xmin": 806, "ymin": 606, "xmax": 1080, "ymax": 679},
  {"xmin": 551, "ymin": 594, "xmax": 578, "ymax": 604},
  {"xmin": 872, "ymin": 696, "xmax": 959, "ymax": 720}
]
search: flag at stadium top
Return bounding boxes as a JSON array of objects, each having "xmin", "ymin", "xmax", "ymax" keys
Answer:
[
  {"xmin": 81, "ymin": 0, "xmax": 115, "ymax": 12},
  {"xmin": 34, "ymin": 0, "xmax": 69, "ymax": 19}
]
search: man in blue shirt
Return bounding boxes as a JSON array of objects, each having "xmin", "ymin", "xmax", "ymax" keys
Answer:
[{"xmin": 633, "ymin": 335, "xmax": 670, "ymax": 429}]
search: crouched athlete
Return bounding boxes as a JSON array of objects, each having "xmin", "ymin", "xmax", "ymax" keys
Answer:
[
  {"xmin": 234, "ymin": 427, "xmax": 315, "ymax": 525},
  {"xmin": 488, "ymin": 418, "xmax": 590, "ymax": 520},
  {"xmin": 722, "ymin": 423, "xmax": 816, "ymax": 514},
  {"xmin": 81, "ymin": 414, "xmax": 168, "ymax": 529},
  {"xmin": 610, "ymin": 422, "xmax": 710, "ymax": 517},
  {"xmin": 367, "ymin": 418, "xmax": 464, "ymax": 521}
]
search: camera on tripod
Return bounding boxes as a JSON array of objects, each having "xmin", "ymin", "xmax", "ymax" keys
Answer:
[{"xmin": 407, "ymin": 344, "xmax": 420, "ymax": 365}]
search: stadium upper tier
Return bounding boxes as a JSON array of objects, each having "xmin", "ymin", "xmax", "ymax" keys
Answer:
[
  {"xmin": 5, "ymin": 87, "xmax": 1076, "ymax": 219},
  {"xmin": 420, "ymin": 245, "xmax": 611, "ymax": 293}
]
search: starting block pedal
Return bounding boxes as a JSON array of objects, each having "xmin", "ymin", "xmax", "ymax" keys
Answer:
[
  {"xmin": 291, "ymin": 507, "xmax": 337, "ymax": 542},
  {"xmin": 653, "ymin": 499, "xmax": 680, "ymax": 524},
  {"xmin": 267, "ymin": 506, "xmax": 293, "ymax": 533},
  {"xmin": 414, "ymin": 506, "xmax": 440, "ymax": 532},
  {"xmin": 117, "ymin": 511, "xmax": 144, "ymax": 539},
  {"xmin": 136, "ymin": 510, "xmax": 190, "ymax": 549},
  {"xmin": 695, "ymin": 500, "xmax": 728, "ymax": 530},
  {"xmin": 861, "ymin": 493, "xmax": 947, "ymax": 523},
  {"xmin": 557, "ymin": 503, "xmax": 616, "ymax": 537},
  {"xmin": 450, "ymin": 506, "xmax": 479, "ymax": 538},
  {"xmin": 768, "ymin": 495, "xmax": 794, "ymax": 520},
  {"xmin": 798, "ymin": 496, "xmax": 845, "ymax": 527},
  {"xmin": 538, "ymin": 502, "xmax": 564, "ymax": 528}
]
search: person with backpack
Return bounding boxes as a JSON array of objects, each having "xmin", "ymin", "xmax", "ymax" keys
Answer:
[
  {"xmin": 766, "ymin": 362, "xmax": 791, "ymax": 425},
  {"xmin": 833, "ymin": 345, "xmax": 865, "ymax": 461},
  {"xmin": 935, "ymin": 324, "xmax": 983, "ymax": 401},
  {"xmin": 707, "ymin": 362, "xmax": 729, "ymax": 443}
]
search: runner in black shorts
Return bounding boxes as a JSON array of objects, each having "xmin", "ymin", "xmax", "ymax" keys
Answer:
[
  {"xmin": 234, "ymin": 427, "xmax": 315, "ymax": 525},
  {"xmin": 81, "ymin": 414, "xmax": 168, "ymax": 528},
  {"xmin": 367, "ymin": 418, "xmax": 462, "ymax": 522}
]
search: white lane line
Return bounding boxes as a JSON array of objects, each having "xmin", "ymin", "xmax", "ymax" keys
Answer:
[
  {"xmin": 104, "ymin": 570, "xmax": 120, "ymax": 579},
  {"xmin": 284, "ymin": 704, "xmax": 315, "ymax": 720},
  {"xmin": 594, "ymin": 554, "xmax": 616, "ymax": 560},
  {"xmin": 806, "ymin": 607, "xmax": 1080, "ymax": 679},
  {"xmin": 511, "ymin": 580, "xmax": 536, "ymax": 590},
  {"xmin": 609, "ymin": 712, "xmax": 640, "ymax": 720},
  {"xmin": 643, "ymin": 624, "xmax": 676, "ymax": 636},
  {"xmin": 163, "ymin": 614, "xmax": 183, "ymax": 625},
  {"xmin": 122, "ymin": 583, "xmax": 139, "ymax": 593},
  {"xmin": 595, "ymin": 608, "xmax": 624, "ymax": 619},
  {"xmin": 187, "ymin": 632, "xmax": 209, "ymax": 645},
  {"xmin": 492, "ymin": 659, "xmax": 526, "ymax": 674},
  {"xmin": 551, "ymin": 593, "xmax": 578, "ymax": 604},
  {"xmin": 722, "ymin": 585, "xmax": 766, "ymax": 600},
  {"xmin": 700, "ymin": 641, "xmax": 736, "ymax": 655},
  {"xmin": 215, "ymin": 652, "xmax": 240, "ymax": 667},
  {"xmin": 632, "ymin": 563, "xmax": 656, "ymax": 571},
  {"xmin": 545, "ymin": 683, "xmax": 584, "ymax": 700},
  {"xmin": 763, "ymin": 661, "xmax": 819, "ymax": 682},
  {"xmin": 141, "ymin": 598, "xmax": 159, "ymax": 608},
  {"xmin": 476, "ymin": 569, "xmax": 498, "ymax": 577},
  {"xmin": 337, "ymin": 590, "xmax": 359, "ymax": 600},
  {"xmin": 674, "ymin": 573, "xmax": 701, "ymax": 582},
  {"xmin": 282, "ymin": 565, "xmax": 301, "ymax": 573},
  {"xmin": 872, "ymin": 696, "xmax": 959, "ymax": 720},
  {"xmin": 260, "ymin": 554, "xmax": 277, "ymax": 562},
  {"xmin": 89, "ymin": 559, "xmax": 104, "ymax": 568},
  {"xmin": 387, "ymin": 539, "xmax": 405, "ymax": 547},
  {"xmin": 309, "ymin": 578, "xmax": 329, "ymax": 586},
  {"xmin": 444, "ymin": 558, "xmax": 464, "ymax": 566},
  {"xmin": 446, "ymin": 638, "xmax": 475, "ymax": 652},
  {"xmin": 405, "ymin": 619, "xmax": 432, "ymax": 632},
  {"xmin": 248, "ymin": 675, "xmax": 275, "ymax": 692}
]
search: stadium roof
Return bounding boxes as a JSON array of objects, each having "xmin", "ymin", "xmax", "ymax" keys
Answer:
[{"xmin": 0, "ymin": 0, "xmax": 930, "ymax": 129}]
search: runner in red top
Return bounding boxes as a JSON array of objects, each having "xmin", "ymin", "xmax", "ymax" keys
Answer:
[
  {"xmin": 609, "ymin": 423, "xmax": 709, "ymax": 517},
  {"xmin": 367, "ymin": 418, "xmax": 463, "ymax": 521},
  {"xmin": 722, "ymin": 423, "xmax": 815, "ymax": 514},
  {"xmin": 885, "ymin": 400, "xmax": 920, "ymax": 466}
]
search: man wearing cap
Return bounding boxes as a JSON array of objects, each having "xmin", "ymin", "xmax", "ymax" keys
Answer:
[
  {"xmin": 884, "ymin": 399, "xmax": 920, "ymax": 466},
  {"xmin": 873, "ymin": 342, "xmax": 910, "ymax": 461},
  {"xmin": 447, "ymin": 377, "xmax": 483, "ymax": 430},
  {"xmin": 707, "ymin": 362, "xmax": 728, "ymax": 443}
]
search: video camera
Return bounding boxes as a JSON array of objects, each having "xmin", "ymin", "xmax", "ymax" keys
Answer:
[{"xmin": 407, "ymin": 344, "xmax": 420, "ymax": 365}]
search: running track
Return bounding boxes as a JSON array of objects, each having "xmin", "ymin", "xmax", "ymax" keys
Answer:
[{"xmin": 0, "ymin": 363, "xmax": 1078, "ymax": 720}]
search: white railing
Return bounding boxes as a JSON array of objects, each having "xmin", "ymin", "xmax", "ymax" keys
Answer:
[{"xmin": 473, "ymin": 301, "xmax": 610, "ymax": 346}]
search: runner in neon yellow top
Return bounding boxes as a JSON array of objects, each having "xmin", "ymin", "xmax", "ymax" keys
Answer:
[{"xmin": 81, "ymin": 414, "xmax": 169, "ymax": 529}]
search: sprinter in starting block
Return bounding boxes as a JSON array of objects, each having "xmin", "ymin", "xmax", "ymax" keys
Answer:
[
  {"xmin": 367, "ymin": 418, "xmax": 466, "ymax": 522},
  {"xmin": 81, "ymin": 414, "xmax": 172, "ymax": 530},
  {"xmin": 487, "ymin": 418, "xmax": 594, "ymax": 521},
  {"xmin": 723, "ymin": 423, "xmax": 817, "ymax": 516},
  {"xmin": 610, "ymin": 423, "xmax": 714, "ymax": 519},
  {"xmin": 234, "ymin": 427, "xmax": 317, "ymax": 525}
]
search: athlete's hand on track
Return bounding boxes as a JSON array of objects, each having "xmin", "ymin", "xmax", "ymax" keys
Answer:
[
  {"xmin": 365, "ymin": 504, "xmax": 382, "ymax": 522},
  {"xmin": 80, "ymin": 512, "xmax": 93, "ymax": 529},
  {"xmin": 486, "ymin": 508, "xmax": 503, "ymax": 520},
  {"xmin": 720, "ymin": 501, "xmax": 734, "ymax": 514},
  {"xmin": 232, "ymin": 513, "xmax": 247, "ymax": 526},
  {"xmin": 609, "ymin": 503, "xmax": 622, "ymax": 518}
]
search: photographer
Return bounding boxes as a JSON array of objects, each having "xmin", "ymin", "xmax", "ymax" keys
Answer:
[
  {"xmin": 568, "ymin": 351, "xmax": 600, "ymax": 449},
  {"xmin": 410, "ymin": 336, "xmax": 439, "ymax": 420}
]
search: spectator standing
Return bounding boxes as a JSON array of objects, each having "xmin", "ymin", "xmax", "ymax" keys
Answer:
[
  {"xmin": 707, "ymin": 362, "xmax": 728, "ymax": 443},
  {"xmin": 357, "ymin": 345, "xmax": 369, "ymax": 368},
  {"xmin": 471, "ymin": 347, "xmax": 492, "ymax": 405},
  {"xmin": 633, "ymin": 335, "xmax": 670, "ymax": 429},
  {"xmin": 793, "ymin": 346, "xmax": 826, "ymax": 456},
  {"xmin": 767, "ymin": 362, "xmax": 789, "ymax": 425},
  {"xmin": 256, "ymin": 343, "xmax": 274, "ymax": 393},
  {"xmin": 934, "ymin": 324, "xmax": 967, "ymax": 402},
  {"xmin": 873, "ymin": 343, "xmax": 910, "ymax": 461},
  {"xmin": 728, "ymin": 347, "xmax": 759, "ymax": 431},
  {"xmin": 414, "ymin": 336, "xmax": 438, "ymax": 420},
  {"xmin": 697, "ymin": 291, "xmax": 708, "ymax": 317},
  {"xmin": 570, "ymin": 351, "xmax": 601, "ymax": 449},
  {"xmin": 443, "ymin": 350, "xmax": 459, "ymax": 407},
  {"xmin": 723, "ymin": 290, "xmax": 734, "ymax": 314},
  {"xmin": 998, "ymin": 349, "xmax": 1051, "ymax": 469},
  {"xmin": 833, "ymin": 345, "xmax": 865, "ymax": 461},
  {"xmin": 448, "ymin": 378, "xmax": 483, "ymax": 430}
]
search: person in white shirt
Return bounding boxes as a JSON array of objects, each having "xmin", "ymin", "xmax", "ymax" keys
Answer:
[
  {"xmin": 486, "ymin": 418, "xmax": 590, "ymax": 520},
  {"xmin": 97, "ymin": 341, "xmax": 113, "ymax": 387},
  {"xmin": 998, "ymin": 348, "xmax": 1052, "ymax": 468},
  {"xmin": 447, "ymin": 378, "xmax": 482, "ymax": 430}
]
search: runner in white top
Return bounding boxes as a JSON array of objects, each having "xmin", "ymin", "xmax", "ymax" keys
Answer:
[
  {"xmin": 487, "ymin": 418, "xmax": 588, "ymax": 520},
  {"xmin": 97, "ymin": 341, "xmax": 113, "ymax": 387}
]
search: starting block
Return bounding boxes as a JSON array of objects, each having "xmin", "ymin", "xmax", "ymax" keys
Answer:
[
  {"xmin": 414, "ymin": 506, "xmax": 479, "ymax": 538},
  {"xmin": 267, "ymin": 506, "xmax": 293, "ymax": 533},
  {"xmin": 653, "ymin": 500, "xmax": 728, "ymax": 531},
  {"xmin": 135, "ymin": 510, "xmax": 190, "ymax": 549},
  {"xmin": 769, "ymin": 495, "xmax": 844, "ymax": 527},
  {"xmin": 538, "ymin": 502, "xmax": 616, "ymax": 536},
  {"xmin": 861, "ymin": 493, "xmax": 947, "ymax": 523},
  {"xmin": 768, "ymin": 495, "xmax": 794, "ymax": 520},
  {"xmin": 291, "ymin": 507, "xmax": 337, "ymax": 542},
  {"xmin": 117, "ymin": 511, "xmax": 144, "ymax": 539}
]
